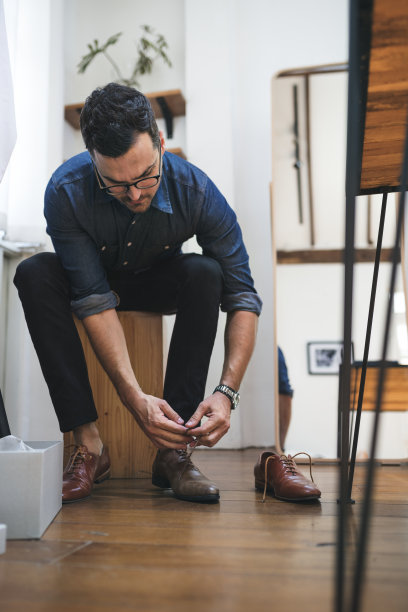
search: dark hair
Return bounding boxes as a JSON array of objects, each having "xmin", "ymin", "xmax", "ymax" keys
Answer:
[{"xmin": 80, "ymin": 82, "xmax": 160, "ymax": 157}]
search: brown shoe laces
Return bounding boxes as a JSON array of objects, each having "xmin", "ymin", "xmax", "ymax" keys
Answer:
[
  {"xmin": 177, "ymin": 448, "xmax": 197, "ymax": 479},
  {"xmin": 65, "ymin": 445, "xmax": 88, "ymax": 474},
  {"xmin": 262, "ymin": 452, "xmax": 315, "ymax": 503}
]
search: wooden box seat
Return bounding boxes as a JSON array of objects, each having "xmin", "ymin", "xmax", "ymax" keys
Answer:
[{"xmin": 64, "ymin": 312, "xmax": 162, "ymax": 478}]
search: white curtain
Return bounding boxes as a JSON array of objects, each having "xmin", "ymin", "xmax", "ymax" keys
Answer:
[
  {"xmin": 0, "ymin": 0, "xmax": 16, "ymax": 183},
  {"xmin": 2, "ymin": 0, "xmax": 63, "ymax": 441}
]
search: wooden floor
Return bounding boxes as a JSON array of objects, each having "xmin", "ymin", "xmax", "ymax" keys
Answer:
[{"xmin": 1, "ymin": 448, "xmax": 407, "ymax": 612}]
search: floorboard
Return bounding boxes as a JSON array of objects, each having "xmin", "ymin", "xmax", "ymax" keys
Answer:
[{"xmin": 1, "ymin": 448, "xmax": 407, "ymax": 611}]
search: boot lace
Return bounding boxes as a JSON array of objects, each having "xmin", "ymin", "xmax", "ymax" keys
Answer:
[
  {"xmin": 177, "ymin": 448, "xmax": 195, "ymax": 478},
  {"xmin": 65, "ymin": 445, "xmax": 88, "ymax": 474},
  {"xmin": 262, "ymin": 451, "xmax": 314, "ymax": 503},
  {"xmin": 178, "ymin": 448, "xmax": 194, "ymax": 463}
]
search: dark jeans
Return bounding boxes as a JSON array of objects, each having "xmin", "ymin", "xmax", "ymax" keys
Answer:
[
  {"xmin": 278, "ymin": 347, "xmax": 294, "ymax": 397},
  {"xmin": 14, "ymin": 252, "xmax": 223, "ymax": 432}
]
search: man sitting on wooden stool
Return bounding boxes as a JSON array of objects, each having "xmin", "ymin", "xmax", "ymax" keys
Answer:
[{"xmin": 14, "ymin": 83, "xmax": 262, "ymax": 504}]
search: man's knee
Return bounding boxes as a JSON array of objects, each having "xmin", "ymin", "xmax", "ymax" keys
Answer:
[
  {"xmin": 182, "ymin": 254, "xmax": 223, "ymax": 288},
  {"xmin": 14, "ymin": 252, "xmax": 61, "ymax": 291}
]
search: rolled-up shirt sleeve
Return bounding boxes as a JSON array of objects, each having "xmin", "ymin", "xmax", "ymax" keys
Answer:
[
  {"xmin": 70, "ymin": 291, "xmax": 119, "ymax": 319},
  {"xmin": 196, "ymin": 179, "xmax": 262, "ymax": 316},
  {"xmin": 44, "ymin": 178, "xmax": 119, "ymax": 319}
]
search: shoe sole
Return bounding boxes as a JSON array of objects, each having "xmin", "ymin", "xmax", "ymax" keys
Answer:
[
  {"xmin": 62, "ymin": 494, "xmax": 92, "ymax": 505},
  {"xmin": 152, "ymin": 474, "xmax": 171, "ymax": 488},
  {"xmin": 174, "ymin": 492, "xmax": 220, "ymax": 503},
  {"xmin": 255, "ymin": 482, "xmax": 320, "ymax": 503},
  {"xmin": 152, "ymin": 475, "xmax": 220, "ymax": 503},
  {"xmin": 94, "ymin": 469, "xmax": 111, "ymax": 484}
]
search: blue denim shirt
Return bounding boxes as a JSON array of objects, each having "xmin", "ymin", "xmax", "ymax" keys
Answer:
[{"xmin": 45, "ymin": 150, "xmax": 262, "ymax": 319}]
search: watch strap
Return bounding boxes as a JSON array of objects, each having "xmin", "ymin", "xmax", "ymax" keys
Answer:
[{"xmin": 213, "ymin": 384, "xmax": 240, "ymax": 409}]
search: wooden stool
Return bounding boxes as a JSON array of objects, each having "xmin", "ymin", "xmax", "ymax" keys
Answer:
[{"xmin": 64, "ymin": 311, "xmax": 162, "ymax": 478}]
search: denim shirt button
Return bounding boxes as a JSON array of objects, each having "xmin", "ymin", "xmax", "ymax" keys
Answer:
[
  {"xmin": 123, "ymin": 261, "xmax": 128, "ymax": 266},
  {"xmin": 101, "ymin": 246, "xmax": 106, "ymax": 251},
  {"xmin": 127, "ymin": 242, "xmax": 132, "ymax": 247},
  {"xmin": 164, "ymin": 245, "xmax": 170, "ymax": 250}
]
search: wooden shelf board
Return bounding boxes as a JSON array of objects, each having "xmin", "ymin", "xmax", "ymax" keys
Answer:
[
  {"xmin": 277, "ymin": 248, "xmax": 399, "ymax": 265},
  {"xmin": 276, "ymin": 62, "xmax": 348, "ymax": 78},
  {"xmin": 64, "ymin": 89, "xmax": 186, "ymax": 131},
  {"xmin": 64, "ymin": 103, "xmax": 83, "ymax": 130},
  {"xmin": 146, "ymin": 89, "xmax": 186, "ymax": 119}
]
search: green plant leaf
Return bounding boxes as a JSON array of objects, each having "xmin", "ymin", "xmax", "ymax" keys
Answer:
[
  {"xmin": 102, "ymin": 32, "xmax": 122, "ymax": 50},
  {"xmin": 77, "ymin": 26, "xmax": 171, "ymax": 81},
  {"xmin": 77, "ymin": 33, "xmax": 122, "ymax": 74}
]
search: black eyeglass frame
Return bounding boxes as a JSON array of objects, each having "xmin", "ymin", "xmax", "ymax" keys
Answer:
[{"xmin": 93, "ymin": 147, "xmax": 162, "ymax": 196}]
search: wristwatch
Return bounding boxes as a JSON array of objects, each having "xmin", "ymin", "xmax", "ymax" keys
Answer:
[{"xmin": 213, "ymin": 384, "xmax": 240, "ymax": 410}]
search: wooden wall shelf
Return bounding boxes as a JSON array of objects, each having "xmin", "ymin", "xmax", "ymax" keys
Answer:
[
  {"xmin": 64, "ymin": 103, "xmax": 84, "ymax": 130},
  {"xmin": 277, "ymin": 248, "xmax": 399, "ymax": 265},
  {"xmin": 65, "ymin": 88, "xmax": 185, "ymax": 139},
  {"xmin": 146, "ymin": 89, "xmax": 185, "ymax": 121}
]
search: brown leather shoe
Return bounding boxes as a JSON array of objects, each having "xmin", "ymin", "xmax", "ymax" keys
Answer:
[
  {"xmin": 152, "ymin": 449, "xmax": 219, "ymax": 503},
  {"xmin": 62, "ymin": 445, "xmax": 111, "ymax": 503},
  {"xmin": 254, "ymin": 450, "xmax": 321, "ymax": 502}
]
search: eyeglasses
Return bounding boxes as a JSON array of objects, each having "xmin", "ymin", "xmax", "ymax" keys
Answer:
[{"xmin": 93, "ymin": 148, "xmax": 162, "ymax": 196}]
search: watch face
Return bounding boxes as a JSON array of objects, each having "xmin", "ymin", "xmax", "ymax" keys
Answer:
[{"xmin": 232, "ymin": 393, "xmax": 240, "ymax": 409}]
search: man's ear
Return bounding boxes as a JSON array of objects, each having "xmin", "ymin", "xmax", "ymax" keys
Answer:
[{"xmin": 159, "ymin": 130, "xmax": 165, "ymax": 153}]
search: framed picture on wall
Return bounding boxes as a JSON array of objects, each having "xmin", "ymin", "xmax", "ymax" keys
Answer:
[{"xmin": 307, "ymin": 341, "xmax": 354, "ymax": 375}]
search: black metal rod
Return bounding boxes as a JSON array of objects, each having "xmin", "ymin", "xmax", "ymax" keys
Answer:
[
  {"xmin": 350, "ymin": 140, "xmax": 408, "ymax": 612},
  {"xmin": 348, "ymin": 363, "xmax": 360, "ymax": 454},
  {"xmin": 337, "ymin": 363, "xmax": 344, "ymax": 458},
  {"xmin": 0, "ymin": 389, "xmax": 11, "ymax": 438},
  {"xmin": 347, "ymin": 192, "xmax": 388, "ymax": 500},
  {"xmin": 337, "ymin": 189, "xmax": 356, "ymax": 612},
  {"xmin": 292, "ymin": 84, "xmax": 303, "ymax": 224},
  {"xmin": 305, "ymin": 74, "xmax": 316, "ymax": 245},
  {"xmin": 367, "ymin": 195, "xmax": 373, "ymax": 245},
  {"xmin": 156, "ymin": 96, "xmax": 174, "ymax": 139},
  {"xmin": 336, "ymin": 0, "xmax": 369, "ymax": 606}
]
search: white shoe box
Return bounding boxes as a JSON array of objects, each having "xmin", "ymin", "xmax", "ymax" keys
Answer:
[{"xmin": 0, "ymin": 441, "xmax": 63, "ymax": 539}]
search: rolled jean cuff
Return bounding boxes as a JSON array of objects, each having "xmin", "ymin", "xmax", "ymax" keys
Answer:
[{"xmin": 71, "ymin": 290, "xmax": 120, "ymax": 319}]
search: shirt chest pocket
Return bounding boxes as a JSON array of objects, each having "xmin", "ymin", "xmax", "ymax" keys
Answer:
[
  {"xmin": 98, "ymin": 243, "xmax": 120, "ymax": 269},
  {"xmin": 135, "ymin": 242, "xmax": 180, "ymax": 268}
]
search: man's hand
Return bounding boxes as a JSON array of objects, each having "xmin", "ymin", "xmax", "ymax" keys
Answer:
[
  {"xmin": 124, "ymin": 390, "xmax": 194, "ymax": 450},
  {"xmin": 82, "ymin": 308, "xmax": 192, "ymax": 450},
  {"xmin": 183, "ymin": 310, "xmax": 258, "ymax": 449},
  {"xmin": 184, "ymin": 392, "xmax": 231, "ymax": 448}
]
